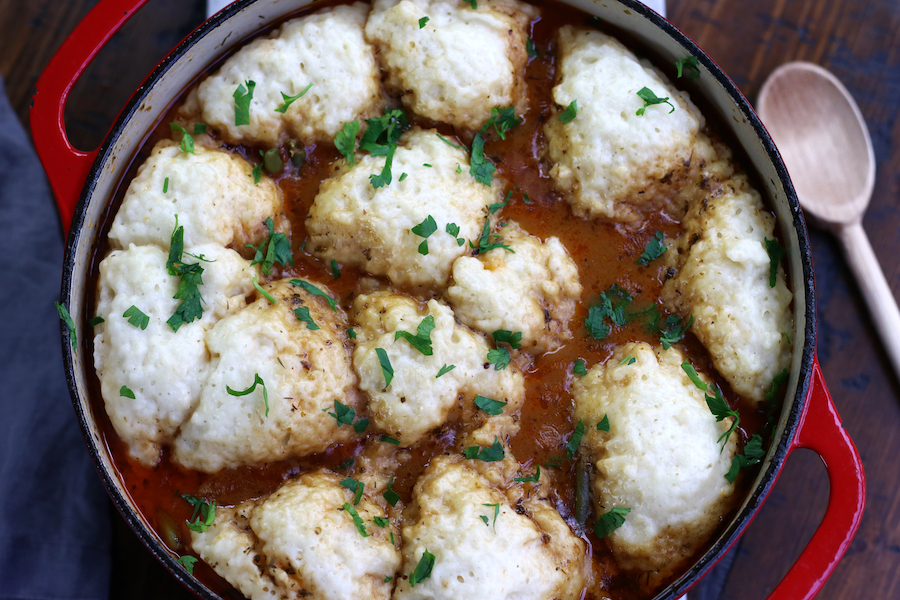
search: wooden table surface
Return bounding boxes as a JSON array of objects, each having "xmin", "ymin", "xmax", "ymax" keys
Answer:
[{"xmin": 2, "ymin": 0, "xmax": 898, "ymax": 598}]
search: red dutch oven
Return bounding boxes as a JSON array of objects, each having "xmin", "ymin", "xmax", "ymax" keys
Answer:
[{"xmin": 31, "ymin": 0, "xmax": 866, "ymax": 598}]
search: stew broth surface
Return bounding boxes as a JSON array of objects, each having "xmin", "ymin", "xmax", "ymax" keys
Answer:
[{"xmin": 86, "ymin": 1, "xmax": 776, "ymax": 597}]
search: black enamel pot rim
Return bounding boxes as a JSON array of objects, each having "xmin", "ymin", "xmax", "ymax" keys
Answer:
[{"xmin": 57, "ymin": 0, "xmax": 814, "ymax": 598}]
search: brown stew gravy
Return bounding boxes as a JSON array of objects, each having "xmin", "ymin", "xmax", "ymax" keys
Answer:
[{"xmin": 86, "ymin": 1, "xmax": 774, "ymax": 597}]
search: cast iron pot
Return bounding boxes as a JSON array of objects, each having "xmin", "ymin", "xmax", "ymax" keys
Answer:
[{"xmin": 31, "ymin": 0, "xmax": 866, "ymax": 598}]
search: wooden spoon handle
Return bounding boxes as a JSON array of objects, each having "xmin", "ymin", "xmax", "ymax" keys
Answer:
[{"xmin": 835, "ymin": 221, "xmax": 900, "ymax": 380}]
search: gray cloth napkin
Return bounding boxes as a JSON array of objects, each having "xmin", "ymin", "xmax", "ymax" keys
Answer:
[{"xmin": 0, "ymin": 76, "xmax": 111, "ymax": 599}]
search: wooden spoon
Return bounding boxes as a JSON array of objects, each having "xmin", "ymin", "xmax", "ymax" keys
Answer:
[{"xmin": 758, "ymin": 61, "xmax": 900, "ymax": 379}]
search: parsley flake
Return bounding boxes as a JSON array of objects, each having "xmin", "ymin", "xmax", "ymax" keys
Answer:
[
  {"xmin": 246, "ymin": 217, "xmax": 294, "ymax": 275},
  {"xmin": 120, "ymin": 385, "xmax": 135, "ymax": 399},
  {"xmin": 89, "ymin": 316, "xmax": 105, "ymax": 326},
  {"xmin": 419, "ymin": 16, "xmax": 429, "ymax": 27},
  {"xmin": 726, "ymin": 434, "xmax": 765, "ymax": 483},
  {"xmin": 597, "ymin": 414, "xmax": 610, "ymax": 432},
  {"xmin": 479, "ymin": 515, "xmax": 489, "ymax": 526},
  {"xmin": 340, "ymin": 477, "xmax": 365, "ymax": 505},
  {"xmin": 636, "ymin": 230, "xmax": 667, "ymax": 265},
  {"xmin": 373, "ymin": 516, "xmax": 390, "ymax": 528},
  {"xmin": 474, "ymin": 395, "xmax": 507, "ymax": 415},
  {"xmin": 470, "ymin": 218, "xmax": 512, "ymax": 254},
  {"xmin": 163, "ymin": 177, "xmax": 169, "ymax": 193},
  {"xmin": 464, "ymin": 436, "xmax": 505, "ymax": 462},
  {"xmin": 376, "ymin": 348, "xmax": 394, "ymax": 388},
  {"xmin": 348, "ymin": 328, "xmax": 357, "ymax": 339},
  {"xmin": 636, "ymin": 86, "xmax": 674, "ymax": 115},
  {"xmin": 565, "ymin": 419, "xmax": 585, "ymax": 460},
  {"xmin": 177, "ymin": 555, "xmax": 198, "ymax": 574},
  {"xmin": 165, "ymin": 219, "xmax": 205, "ymax": 332},
  {"xmin": 558, "ymin": 100, "xmax": 578, "ymax": 124},
  {"xmin": 437, "ymin": 134, "xmax": 463, "ymax": 150},
  {"xmin": 290, "ymin": 279, "xmax": 337, "ymax": 311},
  {"xmin": 335, "ymin": 120, "xmax": 361, "ymax": 165},
  {"xmin": 233, "ymin": 80, "xmax": 256, "ymax": 126},
  {"xmin": 193, "ymin": 123, "xmax": 207, "ymax": 135},
  {"xmin": 585, "ymin": 284, "xmax": 633, "ymax": 339},
  {"xmin": 252, "ymin": 274, "xmax": 277, "ymax": 305},
  {"xmin": 412, "ymin": 215, "xmax": 438, "ymax": 255},
  {"xmin": 384, "ymin": 476, "xmax": 401, "ymax": 506},
  {"xmin": 482, "ymin": 503, "xmax": 501, "ymax": 528},
  {"xmin": 675, "ymin": 55, "xmax": 700, "ymax": 80},
  {"xmin": 274, "ymin": 82, "xmax": 312, "ymax": 113},
  {"xmin": 514, "ymin": 465, "xmax": 541, "ymax": 483},
  {"xmin": 480, "ymin": 106, "xmax": 520, "ymax": 140},
  {"xmin": 409, "ymin": 550, "xmax": 436, "ymax": 587},
  {"xmin": 487, "ymin": 347, "xmax": 511, "ymax": 370},
  {"xmin": 469, "ymin": 133, "xmax": 496, "ymax": 186},
  {"xmin": 182, "ymin": 495, "xmax": 216, "ymax": 533},
  {"xmin": 594, "ymin": 507, "xmax": 630, "ymax": 538},
  {"xmin": 526, "ymin": 38, "xmax": 539, "ymax": 58},
  {"xmin": 764, "ymin": 237, "xmax": 785, "ymax": 288},
  {"xmin": 380, "ymin": 435, "xmax": 401, "ymax": 445},
  {"xmin": 706, "ymin": 384, "xmax": 739, "ymax": 450},
  {"xmin": 620, "ymin": 354, "xmax": 636, "ymax": 365},
  {"xmin": 294, "ymin": 306, "xmax": 320, "ymax": 330},
  {"xmin": 344, "ymin": 502, "xmax": 370, "ymax": 537},
  {"xmin": 169, "ymin": 123, "xmax": 196, "ymax": 153},
  {"xmin": 436, "ymin": 364, "xmax": 456, "ymax": 378},
  {"xmin": 464, "ymin": 0, "xmax": 477, "ymax": 7},
  {"xmin": 227, "ymin": 373, "xmax": 269, "ymax": 417},
  {"xmin": 394, "ymin": 315, "xmax": 435, "ymax": 355},
  {"xmin": 330, "ymin": 260, "xmax": 341, "ymax": 279},
  {"xmin": 493, "ymin": 329, "xmax": 522, "ymax": 349},
  {"xmin": 657, "ymin": 313, "xmax": 693, "ymax": 349},
  {"xmin": 122, "ymin": 305, "xmax": 149, "ymax": 330},
  {"xmin": 573, "ymin": 359, "xmax": 587, "ymax": 377},
  {"xmin": 543, "ymin": 456, "xmax": 564, "ymax": 468},
  {"xmin": 445, "ymin": 223, "xmax": 465, "ymax": 246},
  {"xmin": 327, "ymin": 400, "xmax": 356, "ymax": 427},
  {"xmin": 681, "ymin": 361, "xmax": 708, "ymax": 391}
]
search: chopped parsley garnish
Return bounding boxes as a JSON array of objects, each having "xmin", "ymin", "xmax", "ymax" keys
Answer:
[
  {"xmin": 274, "ymin": 82, "xmax": 312, "ymax": 113},
  {"xmin": 335, "ymin": 120, "xmax": 361, "ymax": 165},
  {"xmin": 681, "ymin": 361, "xmax": 708, "ymax": 391},
  {"xmin": 436, "ymin": 364, "xmax": 456, "ymax": 378},
  {"xmin": 252, "ymin": 160, "xmax": 263, "ymax": 184},
  {"xmin": 412, "ymin": 215, "xmax": 438, "ymax": 255},
  {"xmin": 384, "ymin": 576, "xmax": 393, "ymax": 582},
  {"xmin": 163, "ymin": 177, "xmax": 169, "ymax": 193},
  {"xmin": 479, "ymin": 515, "xmax": 489, "ymax": 526},
  {"xmin": 565, "ymin": 419, "xmax": 585, "ymax": 460},
  {"xmin": 726, "ymin": 434, "xmax": 765, "ymax": 483},
  {"xmin": 675, "ymin": 55, "xmax": 700, "ymax": 80},
  {"xmin": 348, "ymin": 328, "xmax": 357, "ymax": 339},
  {"xmin": 470, "ymin": 218, "xmax": 512, "ymax": 254},
  {"xmin": 492, "ymin": 329, "xmax": 522, "ymax": 349},
  {"xmin": 657, "ymin": 313, "xmax": 693, "ymax": 349},
  {"xmin": 344, "ymin": 502, "xmax": 369, "ymax": 537},
  {"xmin": 419, "ymin": 16, "xmax": 429, "ymax": 27},
  {"xmin": 182, "ymin": 495, "xmax": 216, "ymax": 533},
  {"xmin": 585, "ymin": 284, "xmax": 633, "ymax": 339},
  {"xmin": 409, "ymin": 550, "xmax": 436, "ymax": 587},
  {"xmin": 474, "ymin": 395, "xmax": 507, "ymax": 415},
  {"xmin": 227, "ymin": 373, "xmax": 269, "ymax": 417},
  {"xmin": 330, "ymin": 260, "xmax": 341, "ymax": 279},
  {"xmin": 597, "ymin": 414, "xmax": 610, "ymax": 432},
  {"xmin": 573, "ymin": 359, "xmax": 587, "ymax": 377},
  {"xmin": 340, "ymin": 477, "xmax": 365, "ymax": 505},
  {"xmin": 487, "ymin": 347, "xmax": 511, "ymax": 370},
  {"xmin": 543, "ymin": 456, "xmax": 564, "ymax": 468},
  {"xmin": 246, "ymin": 217, "xmax": 294, "ymax": 275},
  {"xmin": 594, "ymin": 507, "xmax": 630, "ymax": 538},
  {"xmin": 437, "ymin": 133, "xmax": 463, "ymax": 150},
  {"xmin": 469, "ymin": 133, "xmax": 496, "ymax": 186},
  {"xmin": 380, "ymin": 435, "xmax": 401, "ymax": 445},
  {"xmin": 399, "ymin": 172, "xmax": 408, "ymax": 181},
  {"xmin": 636, "ymin": 230, "xmax": 667, "ymax": 265},
  {"xmin": 373, "ymin": 516, "xmax": 390, "ymax": 528},
  {"xmin": 165, "ymin": 219, "xmax": 205, "ymax": 332},
  {"xmin": 177, "ymin": 555, "xmax": 198, "ymax": 574},
  {"xmin": 327, "ymin": 399, "xmax": 357, "ymax": 427},
  {"xmin": 489, "ymin": 190, "xmax": 511, "ymax": 215},
  {"xmin": 526, "ymin": 38, "xmax": 539, "ymax": 58},
  {"xmin": 558, "ymin": 100, "xmax": 578, "ymax": 124},
  {"xmin": 514, "ymin": 465, "xmax": 541, "ymax": 483},
  {"xmin": 763, "ymin": 368, "xmax": 789, "ymax": 433},
  {"xmin": 54, "ymin": 301, "xmax": 77, "ymax": 350},
  {"xmin": 89, "ymin": 316, "xmax": 105, "ymax": 326},
  {"xmin": 376, "ymin": 348, "xmax": 394, "ymax": 387},
  {"xmin": 464, "ymin": 436, "xmax": 505, "ymax": 462},
  {"xmin": 122, "ymin": 305, "xmax": 149, "ymax": 330},
  {"xmin": 706, "ymin": 384, "xmax": 739, "ymax": 450},
  {"xmin": 620, "ymin": 354, "xmax": 636, "ymax": 365},
  {"xmin": 636, "ymin": 86, "xmax": 674, "ymax": 115},
  {"xmin": 336, "ymin": 458, "xmax": 355, "ymax": 471},
  {"xmin": 464, "ymin": 0, "xmax": 477, "ymax": 7},
  {"xmin": 384, "ymin": 476, "xmax": 401, "ymax": 506},
  {"xmin": 523, "ymin": 192, "xmax": 532, "ymax": 204},
  {"xmin": 764, "ymin": 237, "xmax": 786, "ymax": 288},
  {"xmin": 169, "ymin": 123, "xmax": 196, "ymax": 153},
  {"xmin": 394, "ymin": 315, "xmax": 435, "ymax": 355},
  {"xmin": 252, "ymin": 274, "xmax": 277, "ymax": 305},
  {"xmin": 193, "ymin": 123, "xmax": 207, "ymax": 135},
  {"xmin": 445, "ymin": 223, "xmax": 465, "ymax": 246},
  {"xmin": 480, "ymin": 106, "xmax": 520, "ymax": 141},
  {"xmin": 482, "ymin": 503, "xmax": 500, "ymax": 528},
  {"xmin": 120, "ymin": 385, "xmax": 135, "ymax": 399},
  {"xmin": 359, "ymin": 108, "xmax": 408, "ymax": 188},
  {"xmin": 294, "ymin": 306, "xmax": 320, "ymax": 330},
  {"xmin": 233, "ymin": 80, "xmax": 256, "ymax": 126},
  {"xmin": 290, "ymin": 279, "xmax": 337, "ymax": 311}
]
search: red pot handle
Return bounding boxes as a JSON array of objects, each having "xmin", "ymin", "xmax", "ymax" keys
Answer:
[
  {"xmin": 30, "ymin": 0, "xmax": 151, "ymax": 238},
  {"xmin": 766, "ymin": 356, "xmax": 865, "ymax": 599}
]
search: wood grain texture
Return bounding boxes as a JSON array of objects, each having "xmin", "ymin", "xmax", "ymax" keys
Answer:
[{"xmin": 1, "ymin": 0, "xmax": 898, "ymax": 598}]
